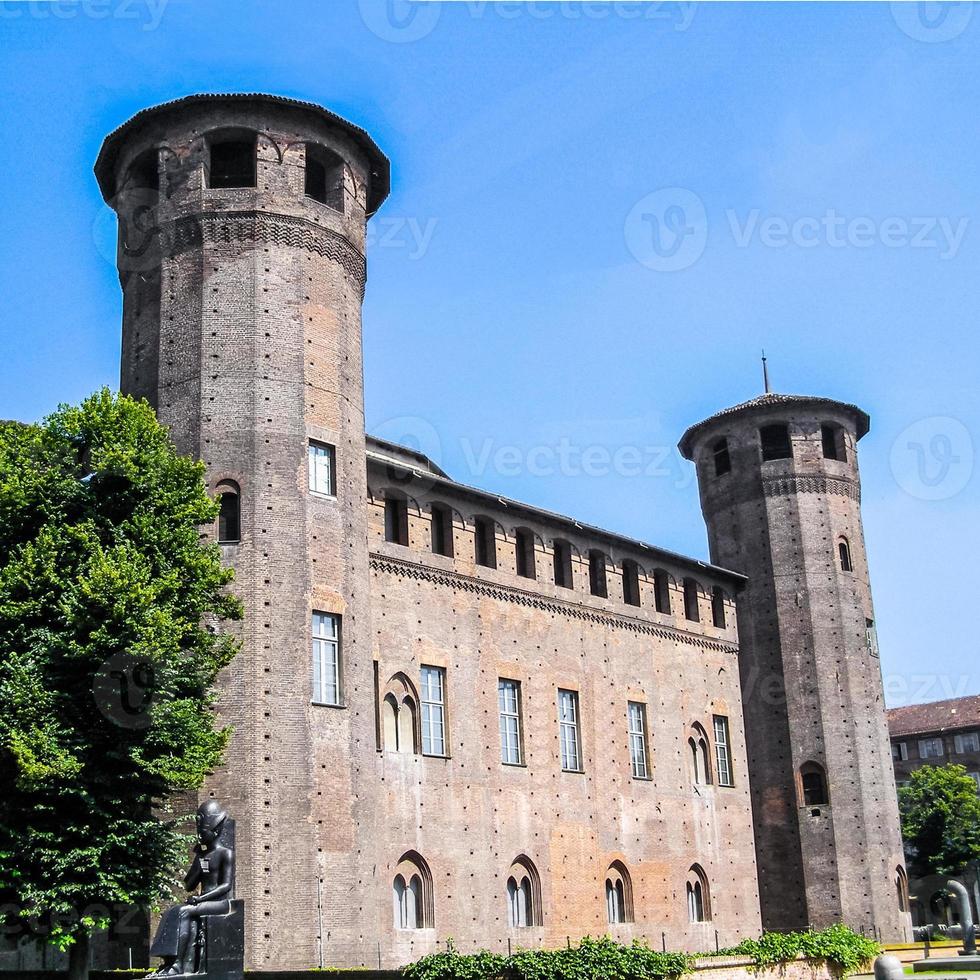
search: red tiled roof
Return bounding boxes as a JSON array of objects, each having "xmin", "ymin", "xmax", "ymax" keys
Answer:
[{"xmin": 887, "ymin": 695, "xmax": 980, "ymax": 738}]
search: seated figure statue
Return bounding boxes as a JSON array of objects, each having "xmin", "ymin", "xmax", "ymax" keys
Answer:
[{"xmin": 146, "ymin": 800, "xmax": 240, "ymax": 978}]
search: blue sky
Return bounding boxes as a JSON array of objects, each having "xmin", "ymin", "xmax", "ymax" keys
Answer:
[{"xmin": 0, "ymin": 0, "xmax": 977, "ymax": 706}]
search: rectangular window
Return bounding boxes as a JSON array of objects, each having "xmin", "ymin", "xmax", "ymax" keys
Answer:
[
  {"xmin": 628, "ymin": 701, "xmax": 650, "ymax": 779},
  {"xmin": 516, "ymin": 528, "xmax": 536, "ymax": 579},
  {"xmin": 499, "ymin": 679, "xmax": 523, "ymax": 766},
  {"xmin": 954, "ymin": 732, "xmax": 980, "ymax": 754},
  {"xmin": 760, "ymin": 423, "xmax": 792, "ymax": 461},
  {"xmin": 892, "ymin": 741, "xmax": 908, "ymax": 762},
  {"xmin": 589, "ymin": 550, "xmax": 608, "ymax": 598},
  {"xmin": 384, "ymin": 495, "xmax": 409, "ymax": 546},
  {"xmin": 308, "ymin": 440, "xmax": 336, "ymax": 496},
  {"xmin": 866, "ymin": 619, "xmax": 879, "ymax": 658},
  {"xmin": 713, "ymin": 715, "xmax": 734, "ymax": 787},
  {"xmin": 553, "ymin": 540, "xmax": 573, "ymax": 589},
  {"xmin": 312, "ymin": 612, "xmax": 341, "ymax": 706},
  {"xmin": 475, "ymin": 517, "xmax": 497, "ymax": 569},
  {"xmin": 918, "ymin": 737, "xmax": 944, "ymax": 759},
  {"xmin": 558, "ymin": 689, "xmax": 582, "ymax": 772},
  {"xmin": 430, "ymin": 503, "xmax": 454, "ymax": 557},
  {"xmin": 420, "ymin": 666, "xmax": 447, "ymax": 756}
]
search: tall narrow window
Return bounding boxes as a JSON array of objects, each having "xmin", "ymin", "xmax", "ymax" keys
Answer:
[
  {"xmin": 385, "ymin": 493, "xmax": 409, "ymax": 546},
  {"xmin": 838, "ymin": 538, "xmax": 853, "ymax": 572},
  {"xmin": 474, "ymin": 516, "xmax": 497, "ymax": 569},
  {"xmin": 622, "ymin": 560, "xmax": 641, "ymax": 607},
  {"xmin": 499, "ymin": 679, "xmax": 523, "ymax": 766},
  {"xmin": 760, "ymin": 423, "xmax": 792, "ymax": 461},
  {"xmin": 558, "ymin": 689, "xmax": 582, "ymax": 772},
  {"xmin": 687, "ymin": 866, "xmax": 710, "ymax": 922},
  {"xmin": 711, "ymin": 587, "xmax": 726, "ymax": 628},
  {"xmin": 216, "ymin": 481, "xmax": 240, "ymax": 544},
  {"xmin": 392, "ymin": 853, "xmax": 431, "ymax": 929},
  {"xmin": 308, "ymin": 440, "xmax": 336, "ymax": 496},
  {"xmin": 208, "ymin": 133, "xmax": 256, "ymax": 188},
  {"xmin": 304, "ymin": 143, "xmax": 344, "ymax": 212},
  {"xmin": 683, "ymin": 578, "xmax": 700, "ymax": 622},
  {"xmin": 628, "ymin": 701, "xmax": 650, "ymax": 779},
  {"xmin": 505, "ymin": 857, "xmax": 541, "ymax": 928},
  {"xmin": 420, "ymin": 666, "xmax": 447, "ymax": 756},
  {"xmin": 896, "ymin": 866, "xmax": 909, "ymax": 913},
  {"xmin": 800, "ymin": 761, "xmax": 829, "ymax": 806},
  {"xmin": 866, "ymin": 618, "xmax": 879, "ymax": 658},
  {"xmin": 312, "ymin": 612, "xmax": 341, "ymax": 706},
  {"xmin": 553, "ymin": 539, "xmax": 573, "ymax": 589},
  {"xmin": 589, "ymin": 550, "xmax": 608, "ymax": 598},
  {"xmin": 605, "ymin": 863, "xmax": 633, "ymax": 924},
  {"xmin": 713, "ymin": 715, "xmax": 733, "ymax": 787},
  {"xmin": 822, "ymin": 423, "xmax": 846, "ymax": 461},
  {"xmin": 430, "ymin": 502, "xmax": 454, "ymax": 557},
  {"xmin": 712, "ymin": 437, "xmax": 731, "ymax": 476},
  {"xmin": 689, "ymin": 724, "xmax": 711, "ymax": 785},
  {"xmin": 654, "ymin": 569, "xmax": 671, "ymax": 614},
  {"xmin": 515, "ymin": 528, "xmax": 536, "ymax": 579}
]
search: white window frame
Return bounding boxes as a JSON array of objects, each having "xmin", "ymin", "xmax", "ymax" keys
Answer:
[
  {"xmin": 628, "ymin": 701, "xmax": 650, "ymax": 780},
  {"xmin": 918, "ymin": 737, "xmax": 944, "ymax": 759},
  {"xmin": 308, "ymin": 440, "xmax": 336, "ymax": 497},
  {"xmin": 713, "ymin": 715, "xmax": 734, "ymax": 787},
  {"xmin": 968, "ymin": 772, "xmax": 980, "ymax": 792},
  {"xmin": 892, "ymin": 741, "xmax": 908, "ymax": 762},
  {"xmin": 311, "ymin": 612, "xmax": 341, "ymax": 706},
  {"xmin": 499, "ymin": 679, "xmax": 523, "ymax": 766},
  {"xmin": 420, "ymin": 665, "xmax": 447, "ymax": 756},
  {"xmin": 558, "ymin": 688, "xmax": 582, "ymax": 772},
  {"xmin": 954, "ymin": 732, "xmax": 980, "ymax": 754}
]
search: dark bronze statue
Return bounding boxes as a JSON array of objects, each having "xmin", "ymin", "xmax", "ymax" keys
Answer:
[{"xmin": 146, "ymin": 800, "xmax": 244, "ymax": 979}]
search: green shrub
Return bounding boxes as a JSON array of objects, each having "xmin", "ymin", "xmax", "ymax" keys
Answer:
[{"xmin": 727, "ymin": 924, "xmax": 880, "ymax": 975}]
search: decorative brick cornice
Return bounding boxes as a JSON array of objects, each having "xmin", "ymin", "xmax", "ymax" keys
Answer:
[
  {"xmin": 369, "ymin": 552, "xmax": 739, "ymax": 654},
  {"xmin": 762, "ymin": 474, "xmax": 860, "ymax": 501},
  {"xmin": 164, "ymin": 211, "xmax": 366, "ymax": 294}
]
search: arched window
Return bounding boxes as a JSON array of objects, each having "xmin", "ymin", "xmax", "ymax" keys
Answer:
[
  {"xmin": 553, "ymin": 539, "xmax": 573, "ymax": 589},
  {"xmin": 207, "ymin": 130, "xmax": 257, "ymax": 189},
  {"xmin": 304, "ymin": 143, "xmax": 345, "ymax": 212},
  {"xmin": 622, "ymin": 560, "xmax": 641, "ymax": 607},
  {"xmin": 838, "ymin": 538, "xmax": 853, "ymax": 572},
  {"xmin": 689, "ymin": 724, "xmax": 712, "ymax": 786},
  {"xmin": 822, "ymin": 423, "xmax": 846, "ymax": 462},
  {"xmin": 896, "ymin": 866, "xmax": 910, "ymax": 913},
  {"xmin": 430, "ymin": 502, "xmax": 454, "ymax": 558},
  {"xmin": 381, "ymin": 674, "xmax": 420, "ymax": 754},
  {"xmin": 800, "ymin": 761, "xmax": 829, "ymax": 807},
  {"xmin": 683, "ymin": 578, "xmax": 700, "ymax": 622},
  {"xmin": 506, "ymin": 856, "xmax": 541, "ymax": 928},
  {"xmin": 712, "ymin": 437, "xmax": 731, "ymax": 477},
  {"xmin": 589, "ymin": 550, "xmax": 608, "ymax": 598},
  {"xmin": 384, "ymin": 491, "xmax": 409, "ymax": 546},
  {"xmin": 760, "ymin": 423, "xmax": 792, "ymax": 461},
  {"xmin": 393, "ymin": 852, "xmax": 432, "ymax": 929},
  {"xmin": 216, "ymin": 480, "xmax": 241, "ymax": 544},
  {"xmin": 474, "ymin": 516, "xmax": 497, "ymax": 569},
  {"xmin": 515, "ymin": 528, "xmax": 536, "ymax": 580},
  {"xmin": 711, "ymin": 586, "xmax": 726, "ymax": 628},
  {"xmin": 686, "ymin": 865, "xmax": 711, "ymax": 922},
  {"xmin": 653, "ymin": 569, "xmax": 671, "ymax": 614},
  {"xmin": 605, "ymin": 861, "xmax": 633, "ymax": 924}
]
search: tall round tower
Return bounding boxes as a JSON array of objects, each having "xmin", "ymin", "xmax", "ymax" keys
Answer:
[
  {"xmin": 680, "ymin": 392, "xmax": 910, "ymax": 940},
  {"xmin": 96, "ymin": 95, "xmax": 389, "ymax": 969}
]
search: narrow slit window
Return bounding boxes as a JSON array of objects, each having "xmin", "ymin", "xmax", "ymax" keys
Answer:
[
  {"xmin": 838, "ymin": 538, "xmax": 853, "ymax": 572},
  {"xmin": 654, "ymin": 569, "xmax": 671, "ymax": 614},
  {"xmin": 474, "ymin": 517, "xmax": 497, "ymax": 569},
  {"xmin": 712, "ymin": 437, "xmax": 731, "ymax": 476},
  {"xmin": 553, "ymin": 539, "xmax": 573, "ymax": 589},
  {"xmin": 430, "ymin": 503, "xmax": 454, "ymax": 557},
  {"xmin": 217, "ymin": 482, "xmax": 240, "ymax": 544},
  {"xmin": 385, "ymin": 494, "xmax": 409, "ymax": 546},
  {"xmin": 711, "ymin": 586, "xmax": 726, "ymax": 628},
  {"xmin": 515, "ymin": 528, "xmax": 536, "ymax": 579},
  {"xmin": 589, "ymin": 550, "xmax": 608, "ymax": 598},
  {"xmin": 622, "ymin": 560, "xmax": 641, "ymax": 607},
  {"xmin": 683, "ymin": 578, "xmax": 700, "ymax": 622}
]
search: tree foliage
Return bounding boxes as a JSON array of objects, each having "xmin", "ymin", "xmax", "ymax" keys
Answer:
[
  {"xmin": 0, "ymin": 390, "xmax": 241, "ymax": 961},
  {"xmin": 898, "ymin": 763, "xmax": 980, "ymax": 877}
]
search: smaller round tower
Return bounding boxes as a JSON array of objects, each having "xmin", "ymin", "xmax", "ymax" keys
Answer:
[{"xmin": 680, "ymin": 392, "xmax": 910, "ymax": 940}]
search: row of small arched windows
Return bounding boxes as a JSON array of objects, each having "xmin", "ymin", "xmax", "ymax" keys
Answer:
[
  {"xmin": 124, "ymin": 129, "xmax": 346, "ymax": 212},
  {"xmin": 391, "ymin": 853, "xmax": 712, "ymax": 930},
  {"xmin": 381, "ymin": 491, "xmax": 729, "ymax": 628},
  {"xmin": 710, "ymin": 422, "xmax": 847, "ymax": 477}
]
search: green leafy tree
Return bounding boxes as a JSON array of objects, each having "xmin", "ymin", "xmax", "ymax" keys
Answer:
[
  {"xmin": 899, "ymin": 763, "xmax": 980, "ymax": 878},
  {"xmin": 0, "ymin": 390, "xmax": 241, "ymax": 979}
]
